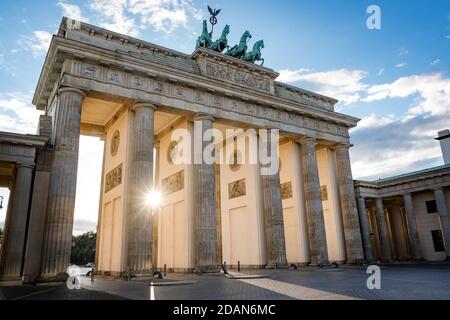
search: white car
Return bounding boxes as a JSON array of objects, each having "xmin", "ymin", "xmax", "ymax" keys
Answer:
[{"xmin": 68, "ymin": 264, "xmax": 94, "ymax": 276}]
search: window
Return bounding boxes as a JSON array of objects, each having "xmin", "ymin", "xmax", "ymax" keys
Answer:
[
  {"xmin": 431, "ymin": 230, "xmax": 446, "ymax": 252},
  {"xmin": 426, "ymin": 200, "xmax": 437, "ymax": 214}
]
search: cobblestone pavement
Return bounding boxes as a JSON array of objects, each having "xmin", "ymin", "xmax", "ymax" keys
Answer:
[
  {"xmin": 83, "ymin": 264, "xmax": 450, "ymax": 300},
  {"xmin": 0, "ymin": 283, "xmax": 126, "ymax": 300},
  {"xmin": 2, "ymin": 265, "xmax": 450, "ymax": 300}
]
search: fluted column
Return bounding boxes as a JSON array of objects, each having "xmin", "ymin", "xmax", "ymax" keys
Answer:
[
  {"xmin": 334, "ymin": 144, "xmax": 364, "ymax": 263},
  {"xmin": 356, "ymin": 197, "xmax": 375, "ymax": 262},
  {"xmin": 127, "ymin": 102, "xmax": 156, "ymax": 274},
  {"xmin": 402, "ymin": 193, "xmax": 422, "ymax": 259},
  {"xmin": 299, "ymin": 138, "xmax": 329, "ymax": 265},
  {"xmin": 41, "ymin": 87, "xmax": 84, "ymax": 280},
  {"xmin": 193, "ymin": 114, "xmax": 218, "ymax": 272},
  {"xmin": 0, "ymin": 163, "xmax": 34, "ymax": 280},
  {"xmin": 434, "ymin": 188, "xmax": 450, "ymax": 257},
  {"xmin": 261, "ymin": 133, "xmax": 288, "ymax": 268},
  {"xmin": 375, "ymin": 197, "xmax": 392, "ymax": 261}
]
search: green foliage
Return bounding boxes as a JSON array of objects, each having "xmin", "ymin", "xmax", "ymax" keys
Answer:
[{"xmin": 71, "ymin": 231, "xmax": 96, "ymax": 265}]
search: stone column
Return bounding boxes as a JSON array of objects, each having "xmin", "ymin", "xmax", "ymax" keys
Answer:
[
  {"xmin": 299, "ymin": 137, "xmax": 329, "ymax": 265},
  {"xmin": 0, "ymin": 163, "xmax": 34, "ymax": 280},
  {"xmin": 326, "ymin": 148, "xmax": 346, "ymax": 263},
  {"xmin": 261, "ymin": 133, "xmax": 288, "ymax": 268},
  {"xmin": 334, "ymin": 144, "xmax": 365, "ymax": 263},
  {"xmin": 434, "ymin": 188, "xmax": 450, "ymax": 257},
  {"xmin": 127, "ymin": 102, "xmax": 156, "ymax": 274},
  {"xmin": 193, "ymin": 115, "xmax": 218, "ymax": 272},
  {"xmin": 41, "ymin": 87, "xmax": 85, "ymax": 280},
  {"xmin": 22, "ymin": 115, "xmax": 52, "ymax": 283},
  {"xmin": 402, "ymin": 193, "xmax": 422, "ymax": 260},
  {"xmin": 375, "ymin": 197, "xmax": 392, "ymax": 261},
  {"xmin": 356, "ymin": 197, "xmax": 375, "ymax": 262}
]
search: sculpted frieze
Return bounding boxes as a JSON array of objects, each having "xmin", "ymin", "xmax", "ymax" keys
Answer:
[
  {"xmin": 161, "ymin": 170, "xmax": 185, "ymax": 195},
  {"xmin": 205, "ymin": 61, "xmax": 271, "ymax": 93}
]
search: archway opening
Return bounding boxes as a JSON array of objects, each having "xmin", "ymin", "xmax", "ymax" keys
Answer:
[
  {"xmin": 0, "ymin": 187, "xmax": 10, "ymax": 257},
  {"xmin": 71, "ymin": 135, "xmax": 104, "ymax": 271}
]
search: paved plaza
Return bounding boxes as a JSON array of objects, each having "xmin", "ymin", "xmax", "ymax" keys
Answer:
[{"xmin": 1, "ymin": 264, "xmax": 450, "ymax": 300}]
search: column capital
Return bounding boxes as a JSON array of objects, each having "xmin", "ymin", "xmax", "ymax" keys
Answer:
[
  {"xmin": 58, "ymin": 87, "xmax": 86, "ymax": 98},
  {"xmin": 333, "ymin": 143, "xmax": 351, "ymax": 151},
  {"xmin": 433, "ymin": 187, "xmax": 444, "ymax": 193},
  {"xmin": 16, "ymin": 162, "xmax": 35, "ymax": 170},
  {"xmin": 297, "ymin": 136, "xmax": 316, "ymax": 144},
  {"xmin": 131, "ymin": 102, "xmax": 157, "ymax": 112},
  {"xmin": 194, "ymin": 113, "xmax": 215, "ymax": 122},
  {"xmin": 402, "ymin": 192, "xmax": 413, "ymax": 198}
]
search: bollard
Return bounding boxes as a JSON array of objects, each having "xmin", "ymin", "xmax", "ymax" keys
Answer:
[
  {"xmin": 222, "ymin": 261, "xmax": 229, "ymax": 275},
  {"xmin": 91, "ymin": 267, "xmax": 95, "ymax": 283},
  {"xmin": 275, "ymin": 262, "xmax": 278, "ymax": 270},
  {"xmin": 164, "ymin": 264, "xmax": 167, "ymax": 276},
  {"xmin": 238, "ymin": 260, "xmax": 240, "ymax": 272}
]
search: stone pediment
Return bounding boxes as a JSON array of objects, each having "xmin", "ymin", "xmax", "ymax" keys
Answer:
[{"xmin": 192, "ymin": 47, "xmax": 278, "ymax": 95}]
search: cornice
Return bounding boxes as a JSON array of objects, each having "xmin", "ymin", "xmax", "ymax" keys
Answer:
[{"xmin": 0, "ymin": 131, "xmax": 48, "ymax": 148}]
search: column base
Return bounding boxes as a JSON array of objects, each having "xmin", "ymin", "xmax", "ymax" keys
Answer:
[
  {"xmin": 0, "ymin": 275, "xmax": 21, "ymax": 282},
  {"xmin": 0, "ymin": 279, "xmax": 23, "ymax": 286},
  {"xmin": 36, "ymin": 273, "xmax": 69, "ymax": 284},
  {"xmin": 308, "ymin": 261, "xmax": 331, "ymax": 267},
  {"xmin": 265, "ymin": 263, "xmax": 289, "ymax": 269},
  {"xmin": 345, "ymin": 259, "xmax": 367, "ymax": 265},
  {"xmin": 194, "ymin": 266, "xmax": 221, "ymax": 274}
]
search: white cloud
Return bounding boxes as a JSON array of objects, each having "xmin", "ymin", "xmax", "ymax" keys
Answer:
[
  {"xmin": 19, "ymin": 31, "xmax": 52, "ymax": 57},
  {"xmin": 90, "ymin": 0, "xmax": 139, "ymax": 36},
  {"xmin": 350, "ymin": 73, "xmax": 450, "ymax": 179},
  {"xmin": 377, "ymin": 68, "xmax": 384, "ymax": 76},
  {"xmin": 89, "ymin": 0, "xmax": 201, "ymax": 36},
  {"xmin": 431, "ymin": 59, "xmax": 440, "ymax": 66},
  {"xmin": 395, "ymin": 62, "xmax": 407, "ymax": 68},
  {"xmin": 364, "ymin": 73, "xmax": 450, "ymax": 116},
  {"xmin": 353, "ymin": 114, "xmax": 395, "ymax": 131},
  {"xmin": 277, "ymin": 68, "xmax": 368, "ymax": 105},
  {"xmin": 72, "ymin": 219, "xmax": 97, "ymax": 236},
  {"xmin": 57, "ymin": 0, "xmax": 88, "ymax": 22},
  {"xmin": 0, "ymin": 92, "xmax": 42, "ymax": 134},
  {"xmin": 350, "ymin": 113, "xmax": 449, "ymax": 180},
  {"xmin": 398, "ymin": 49, "xmax": 409, "ymax": 56},
  {"xmin": 277, "ymin": 67, "xmax": 450, "ymax": 180},
  {"xmin": 278, "ymin": 66, "xmax": 449, "ymax": 120}
]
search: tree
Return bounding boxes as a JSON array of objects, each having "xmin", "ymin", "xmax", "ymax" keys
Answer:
[{"xmin": 71, "ymin": 231, "xmax": 96, "ymax": 265}]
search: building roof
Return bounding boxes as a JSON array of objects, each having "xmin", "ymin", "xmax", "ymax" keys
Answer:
[{"xmin": 374, "ymin": 163, "xmax": 450, "ymax": 184}]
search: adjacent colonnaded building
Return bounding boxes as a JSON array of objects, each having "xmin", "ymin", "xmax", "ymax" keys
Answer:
[{"xmin": 0, "ymin": 17, "xmax": 449, "ymax": 283}]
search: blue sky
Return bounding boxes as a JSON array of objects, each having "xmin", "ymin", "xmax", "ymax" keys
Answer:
[{"xmin": 0, "ymin": 0, "xmax": 449, "ymax": 233}]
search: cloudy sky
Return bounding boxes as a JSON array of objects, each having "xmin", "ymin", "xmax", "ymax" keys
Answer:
[{"xmin": 0, "ymin": 0, "xmax": 449, "ymax": 234}]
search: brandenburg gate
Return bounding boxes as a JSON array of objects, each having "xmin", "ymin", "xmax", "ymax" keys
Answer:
[{"xmin": 0, "ymin": 15, "xmax": 365, "ymax": 283}]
